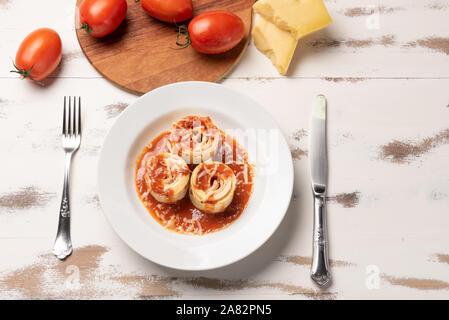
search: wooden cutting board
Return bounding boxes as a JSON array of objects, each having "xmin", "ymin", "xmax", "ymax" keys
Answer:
[{"xmin": 75, "ymin": 0, "xmax": 254, "ymax": 95}]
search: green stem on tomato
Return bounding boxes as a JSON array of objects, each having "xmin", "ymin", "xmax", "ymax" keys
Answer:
[
  {"xmin": 80, "ymin": 23, "xmax": 91, "ymax": 35},
  {"xmin": 174, "ymin": 24, "xmax": 191, "ymax": 49},
  {"xmin": 10, "ymin": 61, "xmax": 44, "ymax": 86}
]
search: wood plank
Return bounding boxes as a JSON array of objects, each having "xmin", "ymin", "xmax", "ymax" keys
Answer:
[
  {"xmin": 0, "ymin": 0, "xmax": 448, "ymax": 300},
  {"xmin": 0, "ymin": 0, "xmax": 448, "ymax": 80},
  {"xmin": 0, "ymin": 77, "xmax": 448, "ymax": 298}
]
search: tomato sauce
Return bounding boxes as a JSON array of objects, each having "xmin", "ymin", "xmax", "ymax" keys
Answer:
[
  {"xmin": 135, "ymin": 131, "xmax": 254, "ymax": 235},
  {"xmin": 144, "ymin": 153, "xmax": 190, "ymax": 198},
  {"xmin": 193, "ymin": 162, "xmax": 234, "ymax": 193}
]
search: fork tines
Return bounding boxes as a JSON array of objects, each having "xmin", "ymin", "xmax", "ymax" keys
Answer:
[{"xmin": 63, "ymin": 96, "xmax": 81, "ymax": 137}]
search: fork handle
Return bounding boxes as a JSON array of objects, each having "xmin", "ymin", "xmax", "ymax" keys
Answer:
[
  {"xmin": 53, "ymin": 153, "xmax": 73, "ymax": 260},
  {"xmin": 311, "ymin": 192, "xmax": 331, "ymax": 287}
]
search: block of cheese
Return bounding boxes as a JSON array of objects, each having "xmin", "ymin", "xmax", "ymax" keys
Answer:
[
  {"xmin": 253, "ymin": 0, "xmax": 332, "ymax": 40},
  {"xmin": 252, "ymin": 16, "xmax": 297, "ymax": 75}
]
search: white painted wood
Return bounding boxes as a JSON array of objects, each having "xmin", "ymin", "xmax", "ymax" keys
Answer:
[
  {"xmin": 0, "ymin": 0, "xmax": 448, "ymax": 299},
  {"xmin": 0, "ymin": 0, "xmax": 448, "ymax": 79}
]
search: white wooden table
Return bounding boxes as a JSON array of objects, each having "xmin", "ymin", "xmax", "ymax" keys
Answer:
[{"xmin": 0, "ymin": 0, "xmax": 448, "ymax": 299}]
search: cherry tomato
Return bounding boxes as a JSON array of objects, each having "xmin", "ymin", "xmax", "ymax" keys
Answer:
[
  {"xmin": 12, "ymin": 28, "xmax": 62, "ymax": 83},
  {"xmin": 79, "ymin": 0, "xmax": 127, "ymax": 38},
  {"xmin": 141, "ymin": 0, "xmax": 193, "ymax": 23},
  {"xmin": 188, "ymin": 11, "xmax": 245, "ymax": 54}
]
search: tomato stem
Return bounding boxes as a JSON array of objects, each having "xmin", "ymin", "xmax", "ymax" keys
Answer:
[
  {"xmin": 10, "ymin": 61, "xmax": 44, "ymax": 86},
  {"xmin": 80, "ymin": 23, "xmax": 92, "ymax": 35},
  {"xmin": 175, "ymin": 24, "xmax": 191, "ymax": 49}
]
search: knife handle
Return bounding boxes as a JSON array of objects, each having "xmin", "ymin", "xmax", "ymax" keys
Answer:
[{"xmin": 311, "ymin": 192, "xmax": 331, "ymax": 287}]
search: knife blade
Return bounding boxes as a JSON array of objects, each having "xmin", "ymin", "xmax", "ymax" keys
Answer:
[
  {"xmin": 310, "ymin": 94, "xmax": 328, "ymax": 193},
  {"xmin": 309, "ymin": 94, "xmax": 331, "ymax": 287}
]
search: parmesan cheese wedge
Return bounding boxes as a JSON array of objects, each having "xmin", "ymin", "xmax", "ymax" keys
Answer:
[
  {"xmin": 252, "ymin": 16, "xmax": 298, "ymax": 75},
  {"xmin": 253, "ymin": 0, "xmax": 332, "ymax": 40}
]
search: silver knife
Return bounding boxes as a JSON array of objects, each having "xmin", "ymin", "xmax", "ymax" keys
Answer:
[{"xmin": 309, "ymin": 94, "xmax": 331, "ymax": 287}]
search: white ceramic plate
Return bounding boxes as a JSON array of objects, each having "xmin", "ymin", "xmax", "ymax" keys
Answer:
[{"xmin": 98, "ymin": 81, "xmax": 293, "ymax": 270}]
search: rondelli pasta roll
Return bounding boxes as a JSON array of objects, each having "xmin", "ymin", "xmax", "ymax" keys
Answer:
[
  {"xmin": 190, "ymin": 162, "xmax": 237, "ymax": 213},
  {"xmin": 169, "ymin": 115, "xmax": 221, "ymax": 164},
  {"xmin": 144, "ymin": 153, "xmax": 190, "ymax": 203}
]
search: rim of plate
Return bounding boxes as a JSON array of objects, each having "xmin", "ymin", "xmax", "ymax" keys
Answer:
[{"xmin": 98, "ymin": 81, "xmax": 293, "ymax": 271}]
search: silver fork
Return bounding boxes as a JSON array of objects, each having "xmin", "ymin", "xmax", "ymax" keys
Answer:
[{"xmin": 53, "ymin": 96, "xmax": 81, "ymax": 260}]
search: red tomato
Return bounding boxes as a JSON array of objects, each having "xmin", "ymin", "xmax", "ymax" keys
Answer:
[
  {"xmin": 141, "ymin": 0, "xmax": 193, "ymax": 23},
  {"xmin": 12, "ymin": 28, "xmax": 62, "ymax": 83},
  {"xmin": 188, "ymin": 11, "xmax": 245, "ymax": 54},
  {"xmin": 79, "ymin": 0, "xmax": 127, "ymax": 38}
]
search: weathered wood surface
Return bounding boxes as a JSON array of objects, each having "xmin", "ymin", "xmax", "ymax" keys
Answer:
[{"xmin": 0, "ymin": 0, "xmax": 448, "ymax": 299}]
